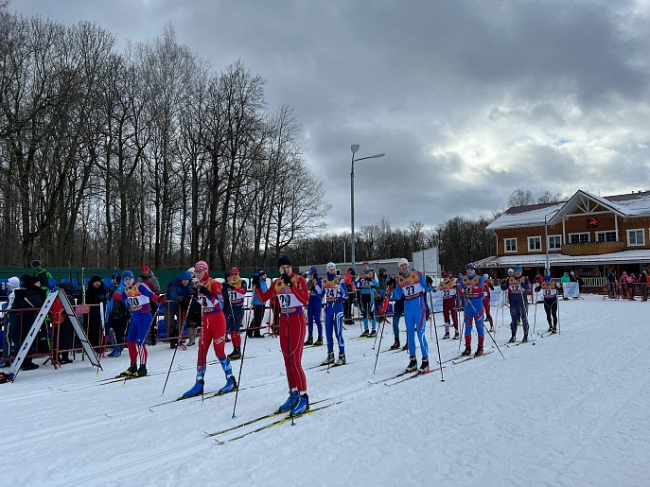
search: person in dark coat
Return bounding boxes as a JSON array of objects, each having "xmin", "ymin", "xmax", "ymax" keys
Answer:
[
  {"xmin": 8, "ymin": 275, "xmax": 47, "ymax": 370},
  {"xmin": 85, "ymin": 276, "xmax": 108, "ymax": 349}
]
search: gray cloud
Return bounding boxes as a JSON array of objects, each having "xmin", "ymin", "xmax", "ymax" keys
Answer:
[{"xmin": 16, "ymin": 0, "xmax": 650, "ymax": 231}]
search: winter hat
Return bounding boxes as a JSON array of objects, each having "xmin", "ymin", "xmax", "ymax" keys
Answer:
[
  {"xmin": 514, "ymin": 265, "xmax": 523, "ymax": 272},
  {"xmin": 309, "ymin": 266, "xmax": 318, "ymax": 274},
  {"xmin": 507, "ymin": 268, "xmax": 515, "ymax": 276},
  {"xmin": 141, "ymin": 265, "xmax": 151, "ymax": 273},
  {"xmin": 121, "ymin": 270, "xmax": 134, "ymax": 281},
  {"xmin": 326, "ymin": 262, "xmax": 336, "ymax": 272},
  {"xmin": 277, "ymin": 255, "xmax": 292, "ymax": 267},
  {"xmin": 195, "ymin": 261, "xmax": 209, "ymax": 272},
  {"xmin": 442, "ymin": 271, "xmax": 450, "ymax": 278},
  {"xmin": 258, "ymin": 269, "xmax": 266, "ymax": 275},
  {"xmin": 179, "ymin": 271, "xmax": 192, "ymax": 281},
  {"xmin": 398, "ymin": 258, "xmax": 409, "ymax": 267},
  {"xmin": 348, "ymin": 268, "xmax": 356, "ymax": 276},
  {"xmin": 230, "ymin": 267, "xmax": 240, "ymax": 275},
  {"xmin": 7, "ymin": 276, "xmax": 20, "ymax": 290},
  {"xmin": 21, "ymin": 274, "xmax": 40, "ymax": 288},
  {"xmin": 544, "ymin": 275, "xmax": 551, "ymax": 282},
  {"xmin": 466, "ymin": 262, "xmax": 476, "ymax": 270},
  {"xmin": 483, "ymin": 274, "xmax": 489, "ymax": 279}
]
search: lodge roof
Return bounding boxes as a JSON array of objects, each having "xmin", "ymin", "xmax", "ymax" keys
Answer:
[{"xmin": 488, "ymin": 190, "xmax": 650, "ymax": 231}]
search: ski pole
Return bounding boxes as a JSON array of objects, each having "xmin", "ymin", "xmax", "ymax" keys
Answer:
[
  {"xmin": 373, "ymin": 308, "xmax": 387, "ymax": 374},
  {"xmin": 533, "ymin": 291, "xmax": 538, "ymax": 336},
  {"xmin": 430, "ymin": 298, "xmax": 445, "ymax": 382},
  {"xmin": 556, "ymin": 292, "xmax": 561, "ymax": 334},
  {"xmin": 283, "ymin": 286, "xmax": 295, "ymax": 426},
  {"xmin": 231, "ymin": 310, "xmax": 254, "ymax": 419},
  {"xmin": 162, "ymin": 304, "xmax": 191, "ymax": 395}
]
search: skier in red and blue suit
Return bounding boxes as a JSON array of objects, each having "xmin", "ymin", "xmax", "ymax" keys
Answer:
[
  {"xmin": 224, "ymin": 267, "xmax": 247, "ymax": 361},
  {"xmin": 500, "ymin": 265, "xmax": 531, "ymax": 343},
  {"xmin": 458, "ymin": 263, "xmax": 486, "ymax": 357},
  {"xmin": 182, "ymin": 260, "xmax": 237, "ymax": 398},
  {"xmin": 319, "ymin": 262, "xmax": 348, "ymax": 367},
  {"xmin": 117, "ymin": 270, "xmax": 159, "ymax": 378},
  {"xmin": 392, "ymin": 258, "xmax": 431, "ymax": 373}
]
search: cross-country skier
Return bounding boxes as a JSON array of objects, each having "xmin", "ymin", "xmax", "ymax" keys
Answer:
[
  {"xmin": 223, "ymin": 267, "xmax": 247, "ymax": 360},
  {"xmin": 253, "ymin": 256, "xmax": 310, "ymax": 415},
  {"xmin": 534, "ymin": 275, "xmax": 560, "ymax": 333},
  {"xmin": 305, "ymin": 266, "xmax": 324, "ymax": 346},
  {"xmin": 392, "ymin": 258, "xmax": 431, "ymax": 372},
  {"xmin": 500, "ymin": 265, "xmax": 531, "ymax": 343},
  {"xmin": 482, "ymin": 274, "xmax": 495, "ymax": 332},
  {"xmin": 438, "ymin": 272, "xmax": 459, "ymax": 339},
  {"xmin": 458, "ymin": 263, "xmax": 486, "ymax": 357},
  {"xmin": 319, "ymin": 262, "xmax": 348, "ymax": 366},
  {"xmin": 356, "ymin": 261, "xmax": 379, "ymax": 337},
  {"xmin": 181, "ymin": 261, "xmax": 237, "ymax": 398},
  {"xmin": 117, "ymin": 270, "xmax": 159, "ymax": 378}
]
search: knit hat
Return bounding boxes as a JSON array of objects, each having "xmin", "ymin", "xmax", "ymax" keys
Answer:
[
  {"xmin": 195, "ymin": 261, "xmax": 209, "ymax": 272},
  {"xmin": 122, "ymin": 270, "xmax": 134, "ymax": 281},
  {"xmin": 21, "ymin": 274, "xmax": 40, "ymax": 288},
  {"xmin": 258, "ymin": 269, "xmax": 266, "ymax": 275},
  {"xmin": 277, "ymin": 255, "xmax": 292, "ymax": 267},
  {"xmin": 466, "ymin": 262, "xmax": 476, "ymax": 270},
  {"xmin": 141, "ymin": 265, "xmax": 151, "ymax": 273},
  {"xmin": 309, "ymin": 266, "xmax": 318, "ymax": 274},
  {"xmin": 544, "ymin": 275, "xmax": 551, "ymax": 282},
  {"xmin": 7, "ymin": 276, "xmax": 20, "ymax": 290},
  {"xmin": 398, "ymin": 258, "xmax": 409, "ymax": 266},
  {"xmin": 179, "ymin": 271, "xmax": 192, "ymax": 281},
  {"xmin": 230, "ymin": 267, "xmax": 240, "ymax": 275},
  {"xmin": 326, "ymin": 262, "xmax": 336, "ymax": 272},
  {"xmin": 514, "ymin": 265, "xmax": 523, "ymax": 272}
]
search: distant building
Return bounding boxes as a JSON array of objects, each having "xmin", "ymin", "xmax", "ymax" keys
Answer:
[{"xmin": 476, "ymin": 189, "xmax": 650, "ymax": 280}]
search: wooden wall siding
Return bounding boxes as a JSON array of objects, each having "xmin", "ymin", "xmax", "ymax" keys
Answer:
[{"xmin": 494, "ymin": 213, "xmax": 650, "ymax": 256}]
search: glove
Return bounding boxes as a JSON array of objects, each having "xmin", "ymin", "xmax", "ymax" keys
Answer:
[
  {"xmin": 335, "ymin": 284, "xmax": 341, "ymax": 292},
  {"xmin": 198, "ymin": 285, "xmax": 211, "ymax": 296},
  {"xmin": 281, "ymin": 274, "xmax": 292, "ymax": 286}
]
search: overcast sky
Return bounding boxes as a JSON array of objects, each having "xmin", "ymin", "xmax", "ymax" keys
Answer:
[{"xmin": 15, "ymin": 0, "xmax": 650, "ymax": 232}]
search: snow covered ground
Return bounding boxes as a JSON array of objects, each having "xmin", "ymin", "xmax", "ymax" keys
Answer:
[{"xmin": 2, "ymin": 294, "xmax": 649, "ymax": 487}]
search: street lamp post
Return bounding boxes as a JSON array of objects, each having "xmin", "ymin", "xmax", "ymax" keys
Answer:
[{"xmin": 351, "ymin": 145, "xmax": 385, "ymax": 271}]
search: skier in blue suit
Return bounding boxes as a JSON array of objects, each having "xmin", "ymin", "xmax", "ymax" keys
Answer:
[
  {"xmin": 392, "ymin": 258, "xmax": 430, "ymax": 373},
  {"xmin": 305, "ymin": 266, "xmax": 324, "ymax": 346},
  {"xmin": 319, "ymin": 262, "xmax": 348, "ymax": 366}
]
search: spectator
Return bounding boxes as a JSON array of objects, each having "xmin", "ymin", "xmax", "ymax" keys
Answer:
[
  {"xmin": 641, "ymin": 269, "xmax": 649, "ymax": 302},
  {"xmin": 8, "ymin": 275, "xmax": 47, "ymax": 371},
  {"xmin": 164, "ymin": 271, "xmax": 194, "ymax": 348},
  {"xmin": 139, "ymin": 265, "xmax": 161, "ymax": 345},
  {"xmin": 607, "ymin": 270, "xmax": 617, "ymax": 299},
  {"xmin": 560, "ymin": 272, "xmax": 571, "ymax": 300},
  {"xmin": 342, "ymin": 268, "xmax": 356, "ymax": 325},
  {"xmin": 620, "ymin": 271, "xmax": 629, "ymax": 299},
  {"xmin": 628, "ymin": 273, "xmax": 636, "ymax": 300},
  {"xmin": 85, "ymin": 276, "xmax": 108, "ymax": 349},
  {"xmin": 249, "ymin": 269, "xmax": 267, "ymax": 338},
  {"xmin": 1, "ymin": 277, "xmax": 20, "ymax": 367}
]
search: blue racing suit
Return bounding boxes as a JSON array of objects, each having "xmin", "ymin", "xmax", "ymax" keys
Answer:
[
  {"xmin": 500, "ymin": 276, "xmax": 531, "ymax": 337},
  {"xmin": 392, "ymin": 270, "xmax": 430, "ymax": 359},
  {"xmin": 322, "ymin": 273, "xmax": 348, "ymax": 354},
  {"xmin": 307, "ymin": 275, "xmax": 324, "ymax": 338},
  {"xmin": 458, "ymin": 273, "xmax": 485, "ymax": 348},
  {"xmin": 356, "ymin": 268, "xmax": 379, "ymax": 331}
]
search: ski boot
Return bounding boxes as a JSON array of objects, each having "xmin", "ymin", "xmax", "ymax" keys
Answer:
[
  {"xmin": 335, "ymin": 353, "xmax": 346, "ymax": 366},
  {"xmin": 406, "ymin": 356, "xmax": 418, "ymax": 372},
  {"xmin": 453, "ymin": 330, "xmax": 460, "ymax": 340},
  {"xmin": 547, "ymin": 325, "xmax": 553, "ymax": 333},
  {"xmin": 522, "ymin": 333, "xmax": 528, "ymax": 343},
  {"xmin": 291, "ymin": 393, "xmax": 310, "ymax": 415},
  {"xmin": 313, "ymin": 336, "xmax": 323, "ymax": 346},
  {"xmin": 321, "ymin": 352, "xmax": 335, "ymax": 366},
  {"xmin": 419, "ymin": 358, "xmax": 430, "ymax": 373},
  {"xmin": 551, "ymin": 326, "xmax": 557, "ymax": 334},
  {"xmin": 461, "ymin": 345, "xmax": 472, "ymax": 357},
  {"xmin": 304, "ymin": 335, "xmax": 313, "ymax": 346},
  {"xmin": 218, "ymin": 375, "xmax": 237, "ymax": 395},
  {"xmin": 369, "ymin": 329, "xmax": 377, "ymax": 338},
  {"xmin": 443, "ymin": 331, "xmax": 450, "ymax": 340},
  {"xmin": 119, "ymin": 363, "xmax": 138, "ymax": 377},
  {"xmin": 59, "ymin": 352, "xmax": 73, "ymax": 364},
  {"xmin": 182, "ymin": 379, "xmax": 204, "ymax": 399},
  {"xmin": 228, "ymin": 347, "xmax": 242, "ymax": 360},
  {"xmin": 137, "ymin": 364, "xmax": 147, "ymax": 377},
  {"xmin": 508, "ymin": 334, "xmax": 516, "ymax": 344},
  {"xmin": 390, "ymin": 339, "xmax": 400, "ymax": 350},
  {"xmin": 278, "ymin": 390, "xmax": 301, "ymax": 413},
  {"xmin": 402, "ymin": 343, "xmax": 409, "ymax": 352},
  {"xmin": 21, "ymin": 359, "xmax": 39, "ymax": 371},
  {"xmin": 474, "ymin": 346, "xmax": 484, "ymax": 357},
  {"xmin": 360, "ymin": 329, "xmax": 369, "ymax": 338}
]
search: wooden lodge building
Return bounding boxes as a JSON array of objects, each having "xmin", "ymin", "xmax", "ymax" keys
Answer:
[{"xmin": 476, "ymin": 190, "xmax": 650, "ymax": 287}]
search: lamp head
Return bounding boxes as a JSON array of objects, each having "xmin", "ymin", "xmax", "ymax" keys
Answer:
[{"xmin": 351, "ymin": 144, "xmax": 360, "ymax": 154}]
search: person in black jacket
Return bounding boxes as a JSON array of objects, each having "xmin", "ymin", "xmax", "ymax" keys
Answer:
[
  {"xmin": 85, "ymin": 276, "xmax": 108, "ymax": 349},
  {"xmin": 8, "ymin": 275, "xmax": 47, "ymax": 370}
]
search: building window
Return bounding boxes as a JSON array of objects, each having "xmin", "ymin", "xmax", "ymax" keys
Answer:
[
  {"xmin": 527, "ymin": 236, "xmax": 542, "ymax": 252},
  {"xmin": 595, "ymin": 231, "xmax": 617, "ymax": 242},
  {"xmin": 547, "ymin": 235, "xmax": 562, "ymax": 251},
  {"xmin": 504, "ymin": 238, "xmax": 517, "ymax": 253},
  {"xmin": 569, "ymin": 232, "xmax": 590, "ymax": 244},
  {"xmin": 627, "ymin": 229, "xmax": 645, "ymax": 246}
]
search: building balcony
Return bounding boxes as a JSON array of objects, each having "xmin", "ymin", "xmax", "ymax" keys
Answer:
[{"xmin": 561, "ymin": 240, "xmax": 625, "ymax": 256}]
